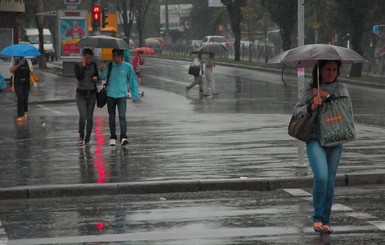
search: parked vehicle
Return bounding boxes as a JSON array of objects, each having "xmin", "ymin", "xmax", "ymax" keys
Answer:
[{"xmin": 23, "ymin": 28, "xmax": 55, "ymax": 61}]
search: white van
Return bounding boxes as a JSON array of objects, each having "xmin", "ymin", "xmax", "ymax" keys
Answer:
[{"xmin": 24, "ymin": 28, "xmax": 55, "ymax": 61}]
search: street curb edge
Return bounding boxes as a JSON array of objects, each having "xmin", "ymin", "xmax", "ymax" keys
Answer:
[{"xmin": 0, "ymin": 173, "xmax": 384, "ymax": 200}]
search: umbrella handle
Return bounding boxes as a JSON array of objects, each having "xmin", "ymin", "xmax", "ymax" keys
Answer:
[
  {"xmin": 317, "ymin": 62, "xmax": 320, "ymax": 96},
  {"xmin": 281, "ymin": 67, "xmax": 287, "ymax": 85}
]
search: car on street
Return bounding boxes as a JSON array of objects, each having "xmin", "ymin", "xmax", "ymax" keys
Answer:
[{"xmin": 201, "ymin": 35, "xmax": 228, "ymax": 47}]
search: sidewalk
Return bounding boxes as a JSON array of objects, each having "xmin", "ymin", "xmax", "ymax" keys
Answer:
[{"xmin": 0, "ymin": 63, "xmax": 384, "ymax": 200}]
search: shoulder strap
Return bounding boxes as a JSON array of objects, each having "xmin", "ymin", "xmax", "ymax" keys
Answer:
[{"xmin": 105, "ymin": 62, "xmax": 113, "ymax": 87}]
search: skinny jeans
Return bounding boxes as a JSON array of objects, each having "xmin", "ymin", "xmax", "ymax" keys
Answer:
[
  {"xmin": 76, "ymin": 89, "xmax": 96, "ymax": 142},
  {"xmin": 306, "ymin": 137, "xmax": 343, "ymax": 225}
]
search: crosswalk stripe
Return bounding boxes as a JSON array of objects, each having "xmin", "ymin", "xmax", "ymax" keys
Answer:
[{"xmin": 284, "ymin": 188, "xmax": 383, "ymax": 232}]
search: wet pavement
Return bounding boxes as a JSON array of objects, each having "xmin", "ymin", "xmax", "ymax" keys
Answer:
[
  {"xmin": 0, "ymin": 61, "xmax": 385, "ymax": 194},
  {"xmin": 1, "ymin": 185, "xmax": 385, "ymax": 244},
  {"xmin": 1, "ymin": 60, "xmax": 385, "ymax": 244}
]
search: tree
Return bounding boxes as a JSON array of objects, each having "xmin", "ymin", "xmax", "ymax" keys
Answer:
[
  {"xmin": 221, "ymin": 0, "xmax": 246, "ymax": 61},
  {"xmin": 135, "ymin": 0, "xmax": 152, "ymax": 47},
  {"xmin": 334, "ymin": 0, "xmax": 376, "ymax": 77},
  {"xmin": 189, "ymin": 0, "xmax": 218, "ymax": 40},
  {"xmin": 114, "ymin": 0, "xmax": 136, "ymax": 40},
  {"xmin": 260, "ymin": 0, "xmax": 296, "ymax": 51}
]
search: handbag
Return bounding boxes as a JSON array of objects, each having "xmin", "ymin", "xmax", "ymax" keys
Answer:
[
  {"xmin": 317, "ymin": 96, "xmax": 356, "ymax": 147},
  {"xmin": 188, "ymin": 64, "xmax": 200, "ymax": 76},
  {"xmin": 288, "ymin": 110, "xmax": 318, "ymax": 142},
  {"xmin": 31, "ymin": 73, "xmax": 40, "ymax": 82},
  {"xmin": 29, "ymin": 73, "xmax": 40, "ymax": 87},
  {"xmin": 96, "ymin": 62, "xmax": 113, "ymax": 108},
  {"xmin": 96, "ymin": 87, "xmax": 107, "ymax": 108}
]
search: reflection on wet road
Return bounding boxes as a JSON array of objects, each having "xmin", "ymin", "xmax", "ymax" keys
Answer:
[
  {"xmin": 2, "ymin": 186, "xmax": 385, "ymax": 244},
  {"xmin": 0, "ymin": 62, "xmax": 385, "ymax": 188}
]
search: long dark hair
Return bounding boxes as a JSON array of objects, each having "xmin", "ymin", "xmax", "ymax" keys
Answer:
[{"xmin": 311, "ymin": 60, "xmax": 342, "ymax": 88}]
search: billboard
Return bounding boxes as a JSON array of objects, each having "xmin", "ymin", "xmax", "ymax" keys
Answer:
[
  {"xmin": 160, "ymin": 4, "xmax": 192, "ymax": 33},
  {"xmin": 57, "ymin": 10, "xmax": 88, "ymax": 59}
]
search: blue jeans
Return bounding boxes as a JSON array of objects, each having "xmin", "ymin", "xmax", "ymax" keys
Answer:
[
  {"xmin": 307, "ymin": 138, "xmax": 343, "ymax": 225},
  {"xmin": 107, "ymin": 96, "xmax": 127, "ymax": 140},
  {"xmin": 76, "ymin": 90, "xmax": 96, "ymax": 142}
]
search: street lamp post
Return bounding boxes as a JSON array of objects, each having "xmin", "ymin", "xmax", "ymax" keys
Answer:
[{"xmin": 296, "ymin": 0, "xmax": 306, "ymax": 171}]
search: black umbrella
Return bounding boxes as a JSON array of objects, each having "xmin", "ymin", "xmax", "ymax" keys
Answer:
[
  {"xmin": 268, "ymin": 44, "xmax": 368, "ymax": 68},
  {"xmin": 198, "ymin": 43, "xmax": 229, "ymax": 54},
  {"xmin": 77, "ymin": 35, "xmax": 130, "ymax": 49}
]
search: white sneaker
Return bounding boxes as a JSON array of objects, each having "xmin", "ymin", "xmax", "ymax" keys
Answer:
[
  {"xmin": 121, "ymin": 138, "xmax": 128, "ymax": 146},
  {"xmin": 110, "ymin": 139, "xmax": 116, "ymax": 146}
]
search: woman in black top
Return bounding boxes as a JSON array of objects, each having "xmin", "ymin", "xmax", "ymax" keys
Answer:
[
  {"xmin": 74, "ymin": 48, "xmax": 99, "ymax": 147},
  {"xmin": 9, "ymin": 56, "xmax": 31, "ymax": 122}
]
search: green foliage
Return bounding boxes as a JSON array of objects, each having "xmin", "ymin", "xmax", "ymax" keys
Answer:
[
  {"xmin": 260, "ymin": 0, "xmax": 296, "ymax": 51},
  {"xmin": 189, "ymin": 0, "xmax": 221, "ymax": 40}
]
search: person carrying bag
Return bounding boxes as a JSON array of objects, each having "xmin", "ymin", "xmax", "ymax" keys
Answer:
[{"xmin": 291, "ymin": 60, "xmax": 354, "ymax": 234}]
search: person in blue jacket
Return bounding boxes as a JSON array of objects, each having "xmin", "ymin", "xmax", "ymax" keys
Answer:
[{"xmin": 99, "ymin": 49, "xmax": 139, "ymax": 146}]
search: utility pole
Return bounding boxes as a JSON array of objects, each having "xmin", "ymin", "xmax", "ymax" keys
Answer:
[
  {"xmin": 164, "ymin": 0, "xmax": 170, "ymax": 46},
  {"xmin": 296, "ymin": 0, "xmax": 306, "ymax": 170}
]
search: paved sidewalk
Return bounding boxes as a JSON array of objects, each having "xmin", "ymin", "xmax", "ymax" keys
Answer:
[{"xmin": 0, "ymin": 66, "xmax": 384, "ymax": 200}]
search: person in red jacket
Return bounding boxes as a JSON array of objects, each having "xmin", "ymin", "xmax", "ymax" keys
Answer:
[{"xmin": 133, "ymin": 51, "xmax": 144, "ymax": 97}]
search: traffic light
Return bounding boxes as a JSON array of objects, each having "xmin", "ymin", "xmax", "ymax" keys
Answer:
[
  {"xmin": 102, "ymin": 8, "xmax": 109, "ymax": 28},
  {"xmin": 92, "ymin": 5, "xmax": 101, "ymax": 31}
]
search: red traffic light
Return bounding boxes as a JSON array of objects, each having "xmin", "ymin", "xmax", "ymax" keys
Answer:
[{"xmin": 93, "ymin": 5, "xmax": 100, "ymax": 20}]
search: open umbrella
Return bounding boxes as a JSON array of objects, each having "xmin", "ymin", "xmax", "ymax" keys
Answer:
[
  {"xmin": 198, "ymin": 43, "xmax": 229, "ymax": 54},
  {"xmin": 0, "ymin": 43, "xmax": 41, "ymax": 57},
  {"xmin": 132, "ymin": 47, "xmax": 155, "ymax": 55},
  {"xmin": 268, "ymin": 44, "xmax": 368, "ymax": 68},
  {"xmin": 77, "ymin": 35, "xmax": 130, "ymax": 49}
]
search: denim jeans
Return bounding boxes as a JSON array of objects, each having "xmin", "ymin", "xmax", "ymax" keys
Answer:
[
  {"xmin": 307, "ymin": 138, "xmax": 343, "ymax": 225},
  {"xmin": 107, "ymin": 96, "xmax": 127, "ymax": 140},
  {"xmin": 76, "ymin": 91, "xmax": 96, "ymax": 142}
]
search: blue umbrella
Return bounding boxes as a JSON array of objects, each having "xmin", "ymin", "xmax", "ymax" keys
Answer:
[{"xmin": 0, "ymin": 43, "xmax": 41, "ymax": 57}]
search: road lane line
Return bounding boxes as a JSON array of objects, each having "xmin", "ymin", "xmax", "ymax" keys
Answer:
[{"xmin": 36, "ymin": 105, "xmax": 65, "ymax": 115}]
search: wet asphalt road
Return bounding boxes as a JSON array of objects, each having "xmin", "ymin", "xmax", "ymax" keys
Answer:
[
  {"xmin": 1, "ymin": 185, "xmax": 385, "ymax": 244},
  {"xmin": 0, "ymin": 73, "xmax": 385, "ymax": 187},
  {"xmin": 0, "ymin": 59, "xmax": 385, "ymax": 188},
  {"xmin": 0, "ymin": 58, "xmax": 385, "ymax": 244}
]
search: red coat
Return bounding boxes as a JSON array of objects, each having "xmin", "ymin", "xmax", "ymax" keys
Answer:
[{"xmin": 133, "ymin": 55, "xmax": 144, "ymax": 72}]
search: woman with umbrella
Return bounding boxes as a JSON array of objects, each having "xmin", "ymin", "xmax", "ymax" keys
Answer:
[
  {"xmin": 269, "ymin": 44, "xmax": 367, "ymax": 234},
  {"xmin": 1, "ymin": 43, "xmax": 41, "ymax": 122},
  {"xmin": 293, "ymin": 60, "xmax": 349, "ymax": 234},
  {"xmin": 74, "ymin": 48, "xmax": 99, "ymax": 147},
  {"xmin": 9, "ymin": 56, "xmax": 34, "ymax": 122}
]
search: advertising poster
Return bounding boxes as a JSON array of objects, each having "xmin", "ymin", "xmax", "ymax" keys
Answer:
[{"xmin": 59, "ymin": 18, "xmax": 86, "ymax": 57}]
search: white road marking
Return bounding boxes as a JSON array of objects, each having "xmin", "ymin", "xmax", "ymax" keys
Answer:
[
  {"xmin": 145, "ymin": 74, "xmax": 186, "ymax": 86},
  {"xmin": 332, "ymin": 203, "xmax": 353, "ymax": 212},
  {"xmin": 36, "ymin": 105, "xmax": 65, "ymax": 115},
  {"xmin": 283, "ymin": 188, "xmax": 312, "ymax": 197},
  {"xmin": 284, "ymin": 188, "xmax": 383, "ymax": 231},
  {"xmin": 368, "ymin": 221, "xmax": 385, "ymax": 231}
]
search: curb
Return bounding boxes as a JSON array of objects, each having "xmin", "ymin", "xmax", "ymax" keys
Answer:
[{"xmin": 1, "ymin": 173, "xmax": 384, "ymax": 200}]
